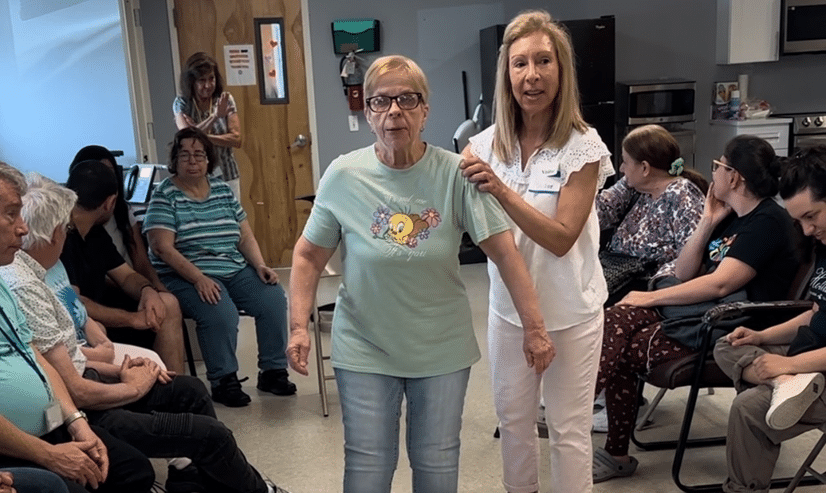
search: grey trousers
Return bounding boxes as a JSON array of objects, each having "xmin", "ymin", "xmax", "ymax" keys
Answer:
[{"xmin": 713, "ymin": 337, "xmax": 826, "ymax": 493}]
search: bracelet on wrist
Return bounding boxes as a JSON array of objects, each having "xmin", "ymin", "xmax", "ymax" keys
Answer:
[
  {"xmin": 63, "ymin": 410, "xmax": 87, "ymax": 427},
  {"xmin": 140, "ymin": 284, "xmax": 157, "ymax": 293}
]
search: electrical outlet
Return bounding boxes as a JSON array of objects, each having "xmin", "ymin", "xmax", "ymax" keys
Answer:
[{"xmin": 348, "ymin": 115, "xmax": 359, "ymax": 132}]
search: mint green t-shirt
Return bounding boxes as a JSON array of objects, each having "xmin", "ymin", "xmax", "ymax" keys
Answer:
[
  {"xmin": 304, "ymin": 144, "xmax": 510, "ymax": 377},
  {"xmin": 0, "ymin": 278, "xmax": 54, "ymax": 437}
]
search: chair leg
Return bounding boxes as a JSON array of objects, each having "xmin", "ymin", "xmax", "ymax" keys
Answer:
[
  {"xmin": 312, "ymin": 302, "xmax": 330, "ymax": 417},
  {"xmin": 636, "ymin": 386, "xmax": 666, "ymax": 431},
  {"xmin": 783, "ymin": 430, "xmax": 826, "ymax": 493},
  {"xmin": 181, "ymin": 319, "xmax": 197, "ymax": 377}
]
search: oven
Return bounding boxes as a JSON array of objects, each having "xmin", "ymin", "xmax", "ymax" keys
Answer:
[{"xmin": 771, "ymin": 112, "xmax": 826, "ymax": 153}]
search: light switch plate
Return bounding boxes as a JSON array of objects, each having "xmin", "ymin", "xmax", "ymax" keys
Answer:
[{"xmin": 348, "ymin": 115, "xmax": 359, "ymax": 132}]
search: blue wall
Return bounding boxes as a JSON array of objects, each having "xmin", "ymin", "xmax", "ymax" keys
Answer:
[{"xmin": 0, "ymin": 0, "xmax": 136, "ymax": 182}]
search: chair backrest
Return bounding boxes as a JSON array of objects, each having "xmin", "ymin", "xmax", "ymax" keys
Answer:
[{"xmin": 787, "ymin": 237, "xmax": 816, "ymax": 301}]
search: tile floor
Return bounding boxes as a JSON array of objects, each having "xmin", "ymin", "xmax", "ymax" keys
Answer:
[{"xmin": 168, "ymin": 263, "xmax": 826, "ymax": 492}]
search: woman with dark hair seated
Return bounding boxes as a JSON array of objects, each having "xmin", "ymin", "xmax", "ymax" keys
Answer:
[
  {"xmin": 713, "ymin": 145, "xmax": 826, "ymax": 493},
  {"xmin": 593, "ymin": 135, "xmax": 801, "ymax": 483},
  {"xmin": 597, "ymin": 124, "xmax": 707, "ymax": 304},
  {"xmin": 143, "ymin": 127, "xmax": 294, "ymax": 407}
]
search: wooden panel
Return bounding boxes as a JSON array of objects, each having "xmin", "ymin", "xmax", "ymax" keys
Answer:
[{"xmin": 174, "ymin": 0, "xmax": 313, "ymax": 266}]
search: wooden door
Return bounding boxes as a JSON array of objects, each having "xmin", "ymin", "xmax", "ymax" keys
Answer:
[{"xmin": 173, "ymin": 0, "xmax": 313, "ymax": 266}]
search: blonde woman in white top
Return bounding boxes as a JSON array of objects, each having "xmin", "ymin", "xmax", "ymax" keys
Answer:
[{"xmin": 461, "ymin": 10, "xmax": 613, "ymax": 493}]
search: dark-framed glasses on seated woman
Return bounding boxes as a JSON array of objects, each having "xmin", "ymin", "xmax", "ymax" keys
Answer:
[
  {"xmin": 179, "ymin": 151, "xmax": 207, "ymax": 162},
  {"xmin": 365, "ymin": 93, "xmax": 423, "ymax": 112}
]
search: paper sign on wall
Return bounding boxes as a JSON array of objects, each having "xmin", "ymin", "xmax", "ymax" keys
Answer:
[{"xmin": 224, "ymin": 45, "xmax": 256, "ymax": 86}]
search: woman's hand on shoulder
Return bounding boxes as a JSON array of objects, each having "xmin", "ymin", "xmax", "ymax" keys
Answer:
[
  {"xmin": 523, "ymin": 328, "xmax": 555, "ymax": 374},
  {"xmin": 255, "ymin": 264, "xmax": 279, "ymax": 284},
  {"xmin": 194, "ymin": 274, "xmax": 222, "ymax": 305},
  {"xmin": 459, "ymin": 148, "xmax": 507, "ymax": 200}
]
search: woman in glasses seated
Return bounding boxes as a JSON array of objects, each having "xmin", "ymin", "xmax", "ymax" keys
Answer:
[
  {"xmin": 592, "ymin": 135, "xmax": 801, "ymax": 483},
  {"xmin": 143, "ymin": 127, "xmax": 296, "ymax": 408},
  {"xmin": 287, "ymin": 55, "xmax": 553, "ymax": 493}
]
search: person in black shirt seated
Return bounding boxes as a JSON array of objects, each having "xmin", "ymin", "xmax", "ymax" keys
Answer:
[
  {"xmin": 714, "ymin": 145, "xmax": 826, "ymax": 493},
  {"xmin": 60, "ymin": 160, "xmax": 184, "ymax": 373},
  {"xmin": 593, "ymin": 135, "xmax": 801, "ymax": 483}
]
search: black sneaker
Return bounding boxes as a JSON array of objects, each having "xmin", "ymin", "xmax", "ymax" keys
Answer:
[
  {"xmin": 166, "ymin": 464, "xmax": 206, "ymax": 493},
  {"xmin": 257, "ymin": 369, "xmax": 297, "ymax": 396},
  {"xmin": 212, "ymin": 373, "xmax": 251, "ymax": 407}
]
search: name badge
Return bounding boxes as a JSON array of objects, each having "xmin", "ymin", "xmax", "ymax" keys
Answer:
[
  {"xmin": 528, "ymin": 166, "xmax": 561, "ymax": 194},
  {"xmin": 45, "ymin": 401, "xmax": 62, "ymax": 432}
]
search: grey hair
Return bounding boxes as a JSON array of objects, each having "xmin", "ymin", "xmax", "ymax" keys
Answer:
[
  {"xmin": 21, "ymin": 173, "xmax": 77, "ymax": 250},
  {"xmin": 0, "ymin": 162, "xmax": 28, "ymax": 197}
]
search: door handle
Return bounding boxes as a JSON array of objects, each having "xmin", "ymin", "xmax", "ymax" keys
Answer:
[{"xmin": 289, "ymin": 134, "xmax": 308, "ymax": 149}]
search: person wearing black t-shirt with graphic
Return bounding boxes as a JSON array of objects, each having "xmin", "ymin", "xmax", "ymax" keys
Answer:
[
  {"xmin": 715, "ymin": 145, "xmax": 826, "ymax": 493},
  {"xmin": 594, "ymin": 135, "xmax": 801, "ymax": 483}
]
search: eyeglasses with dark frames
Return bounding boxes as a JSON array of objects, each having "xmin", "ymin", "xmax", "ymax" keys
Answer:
[
  {"xmin": 178, "ymin": 151, "xmax": 208, "ymax": 162},
  {"xmin": 365, "ymin": 93, "xmax": 423, "ymax": 113}
]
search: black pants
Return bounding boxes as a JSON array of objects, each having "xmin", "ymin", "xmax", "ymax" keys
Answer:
[
  {"xmin": 0, "ymin": 425, "xmax": 154, "ymax": 493},
  {"xmin": 86, "ymin": 375, "xmax": 267, "ymax": 493}
]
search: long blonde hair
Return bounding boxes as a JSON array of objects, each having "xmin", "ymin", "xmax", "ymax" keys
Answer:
[{"xmin": 492, "ymin": 10, "xmax": 587, "ymax": 164}]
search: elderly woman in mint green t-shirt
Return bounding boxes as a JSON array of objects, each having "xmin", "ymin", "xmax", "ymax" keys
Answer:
[
  {"xmin": 287, "ymin": 55, "xmax": 554, "ymax": 493},
  {"xmin": 143, "ymin": 127, "xmax": 294, "ymax": 409}
]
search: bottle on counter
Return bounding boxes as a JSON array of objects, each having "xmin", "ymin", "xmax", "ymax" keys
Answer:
[{"xmin": 729, "ymin": 90, "xmax": 741, "ymax": 120}]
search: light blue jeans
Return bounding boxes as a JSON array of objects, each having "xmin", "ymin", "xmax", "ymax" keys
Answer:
[
  {"xmin": 335, "ymin": 367, "xmax": 471, "ymax": 493},
  {"xmin": 162, "ymin": 265, "xmax": 289, "ymax": 384}
]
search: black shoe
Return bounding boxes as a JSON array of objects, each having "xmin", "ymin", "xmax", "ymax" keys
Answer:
[
  {"xmin": 166, "ymin": 464, "xmax": 206, "ymax": 493},
  {"xmin": 257, "ymin": 369, "xmax": 297, "ymax": 396},
  {"xmin": 212, "ymin": 373, "xmax": 251, "ymax": 407}
]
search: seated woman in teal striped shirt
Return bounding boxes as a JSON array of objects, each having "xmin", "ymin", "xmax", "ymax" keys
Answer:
[{"xmin": 143, "ymin": 127, "xmax": 294, "ymax": 407}]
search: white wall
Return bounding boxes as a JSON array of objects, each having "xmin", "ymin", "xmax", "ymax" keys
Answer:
[{"xmin": 0, "ymin": 0, "xmax": 136, "ymax": 182}]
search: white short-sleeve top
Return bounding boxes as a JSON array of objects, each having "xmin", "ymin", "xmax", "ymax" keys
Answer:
[{"xmin": 469, "ymin": 125, "xmax": 614, "ymax": 330}]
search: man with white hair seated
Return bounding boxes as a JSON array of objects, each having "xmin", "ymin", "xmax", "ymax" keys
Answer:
[{"xmin": 0, "ymin": 172, "xmax": 290, "ymax": 493}]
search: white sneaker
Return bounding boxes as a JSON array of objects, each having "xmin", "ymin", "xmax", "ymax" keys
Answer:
[
  {"xmin": 766, "ymin": 372, "xmax": 825, "ymax": 431},
  {"xmin": 592, "ymin": 398, "xmax": 650, "ymax": 433}
]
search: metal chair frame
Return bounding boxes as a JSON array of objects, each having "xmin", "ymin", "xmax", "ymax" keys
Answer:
[{"xmin": 630, "ymin": 300, "xmax": 822, "ymax": 492}]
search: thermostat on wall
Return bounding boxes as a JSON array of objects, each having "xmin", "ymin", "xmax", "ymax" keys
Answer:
[{"xmin": 331, "ymin": 18, "xmax": 380, "ymax": 54}]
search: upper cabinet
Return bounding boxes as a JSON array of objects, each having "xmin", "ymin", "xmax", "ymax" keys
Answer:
[{"xmin": 717, "ymin": 0, "xmax": 781, "ymax": 64}]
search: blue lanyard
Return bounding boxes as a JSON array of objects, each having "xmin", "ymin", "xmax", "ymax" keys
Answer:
[{"xmin": 0, "ymin": 307, "xmax": 53, "ymax": 401}]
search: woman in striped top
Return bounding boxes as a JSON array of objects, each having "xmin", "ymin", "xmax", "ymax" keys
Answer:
[{"xmin": 143, "ymin": 127, "xmax": 295, "ymax": 407}]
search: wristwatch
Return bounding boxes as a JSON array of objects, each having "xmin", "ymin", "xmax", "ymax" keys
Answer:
[{"xmin": 63, "ymin": 410, "xmax": 87, "ymax": 427}]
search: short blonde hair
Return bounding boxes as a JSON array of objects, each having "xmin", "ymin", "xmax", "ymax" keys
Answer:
[
  {"xmin": 363, "ymin": 55, "xmax": 430, "ymax": 103},
  {"xmin": 493, "ymin": 10, "xmax": 587, "ymax": 164}
]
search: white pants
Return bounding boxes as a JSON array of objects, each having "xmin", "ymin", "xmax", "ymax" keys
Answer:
[
  {"xmin": 113, "ymin": 343, "xmax": 167, "ymax": 370},
  {"xmin": 489, "ymin": 310, "xmax": 603, "ymax": 493}
]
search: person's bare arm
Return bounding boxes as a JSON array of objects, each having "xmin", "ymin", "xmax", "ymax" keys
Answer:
[
  {"xmin": 287, "ymin": 236, "xmax": 335, "ymax": 376},
  {"xmin": 478, "ymin": 230, "xmax": 555, "ymax": 373},
  {"xmin": 461, "ymin": 147, "xmax": 600, "ymax": 257},
  {"xmin": 128, "ymin": 224, "xmax": 167, "ymax": 291}
]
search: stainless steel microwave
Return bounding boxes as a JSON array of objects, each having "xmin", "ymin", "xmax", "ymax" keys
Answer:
[
  {"xmin": 783, "ymin": 0, "xmax": 826, "ymax": 54},
  {"xmin": 616, "ymin": 79, "xmax": 696, "ymax": 125}
]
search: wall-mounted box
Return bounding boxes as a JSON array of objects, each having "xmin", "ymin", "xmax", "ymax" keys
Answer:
[{"xmin": 332, "ymin": 19, "xmax": 380, "ymax": 54}]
